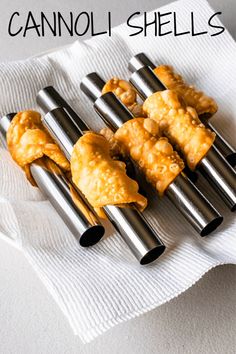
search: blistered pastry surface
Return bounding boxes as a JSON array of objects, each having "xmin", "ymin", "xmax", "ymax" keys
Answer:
[
  {"xmin": 71, "ymin": 132, "xmax": 147, "ymax": 215},
  {"xmin": 99, "ymin": 127, "xmax": 125, "ymax": 158},
  {"xmin": 7, "ymin": 111, "xmax": 70, "ymax": 183},
  {"xmin": 115, "ymin": 118, "xmax": 184, "ymax": 194},
  {"xmin": 102, "ymin": 77, "xmax": 146, "ymax": 117},
  {"xmin": 154, "ymin": 65, "xmax": 218, "ymax": 117},
  {"xmin": 143, "ymin": 91, "xmax": 215, "ymax": 170}
]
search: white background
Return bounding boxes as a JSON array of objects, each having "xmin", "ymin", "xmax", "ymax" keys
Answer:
[{"xmin": 0, "ymin": 0, "xmax": 236, "ymax": 353}]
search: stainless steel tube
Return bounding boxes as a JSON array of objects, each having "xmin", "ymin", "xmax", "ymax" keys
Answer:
[
  {"xmin": 81, "ymin": 74, "xmax": 133, "ymax": 130},
  {"xmin": 80, "ymin": 73, "xmax": 223, "ymax": 236},
  {"xmin": 166, "ymin": 173, "xmax": 223, "ymax": 236},
  {"xmin": 199, "ymin": 146, "xmax": 236, "ymax": 211},
  {"xmin": 37, "ymin": 93, "xmax": 165, "ymax": 264},
  {"xmin": 0, "ymin": 113, "xmax": 105, "ymax": 247},
  {"xmin": 129, "ymin": 65, "xmax": 236, "ymax": 211},
  {"xmin": 81, "ymin": 73, "xmax": 198, "ymax": 184},
  {"xmin": 0, "ymin": 113, "xmax": 16, "ymax": 148},
  {"xmin": 129, "ymin": 66, "xmax": 166, "ymax": 100},
  {"xmin": 205, "ymin": 121, "xmax": 236, "ymax": 167},
  {"xmin": 37, "ymin": 86, "xmax": 89, "ymax": 133},
  {"xmin": 129, "ymin": 53, "xmax": 236, "ymax": 167},
  {"xmin": 128, "ymin": 52, "xmax": 156, "ymax": 72},
  {"xmin": 104, "ymin": 206, "xmax": 164, "ymax": 264},
  {"xmin": 29, "ymin": 162, "xmax": 105, "ymax": 246},
  {"xmin": 37, "ymin": 85, "xmax": 137, "ymax": 180}
]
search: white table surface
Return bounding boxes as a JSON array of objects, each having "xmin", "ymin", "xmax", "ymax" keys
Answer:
[{"xmin": 0, "ymin": 0, "xmax": 235, "ymax": 353}]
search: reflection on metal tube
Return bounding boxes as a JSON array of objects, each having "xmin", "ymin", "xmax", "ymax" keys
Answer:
[
  {"xmin": 37, "ymin": 90, "xmax": 166, "ymax": 264},
  {"xmin": 80, "ymin": 72, "xmax": 223, "ymax": 236},
  {"xmin": 0, "ymin": 113, "xmax": 105, "ymax": 247},
  {"xmin": 129, "ymin": 53, "xmax": 236, "ymax": 167},
  {"xmin": 129, "ymin": 65, "xmax": 236, "ymax": 212}
]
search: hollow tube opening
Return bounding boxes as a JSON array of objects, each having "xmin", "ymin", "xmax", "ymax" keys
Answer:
[
  {"xmin": 226, "ymin": 153, "xmax": 236, "ymax": 167},
  {"xmin": 140, "ymin": 244, "xmax": 165, "ymax": 265},
  {"xmin": 79, "ymin": 225, "xmax": 105, "ymax": 247},
  {"xmin": 200, "ymin": 216, "xmax": 223, "ymax": 237}
]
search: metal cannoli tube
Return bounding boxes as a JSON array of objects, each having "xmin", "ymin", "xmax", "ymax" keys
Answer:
[
  {"xmin": 80, "ymin": 73, "xmax": 223, "ymax": 236},
  {"xmin": 129, "ymin": 65, "xmax": 236, "ymax": 211},
  {"xmin": 0, "ymin": 113, "xmax": 105, "ymax": 247},
  {"xmin": 128, "ymin": 53, "xmax": 156, "ymax": 72},
  {"xmin": 129, "ymin": 53, "xmax": 236, "ymax": 167},
  {"xmin": 205, "ymin": 121, "xmax": 236, "ymax": 167},
  {"xmin": 0, "ymin": 113, "xmax": 16, "ymax": 148},
  {"xmin": 37, "ymin": 86, "xmax": 89, "ymax": 133},
  {"xmin": 37, "ymin": 89, "xmax": 166, "ymax": 265},
  {"xmin": 38, "ymin": 86, "xmax": 137, "ymax": 181}
]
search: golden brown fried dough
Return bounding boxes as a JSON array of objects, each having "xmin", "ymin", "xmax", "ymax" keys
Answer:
[
  {"xmin": 143, "ymin": 90, "xmax": 215, "ymax": 170},
  {"xmin": 115, "ymin": 118, "xmax": 184, "ymax": 195},
  {"xmin": 154, "ymin": 65, "xmax": 218, "ymax": 117},
  {"xmin": 7, "ymin": 110, "xmax": 70, "ymax": 184},
  {"xmin": 71, "ymin": 132, "xmax": 147, "ymax": 218},
  {"xmin": 99, "ymin": 127, "xmax": 125, "ymax": 158},
  {"xmin": 102, "ymin": 77, "xmax": 146, "ymax": 117}
]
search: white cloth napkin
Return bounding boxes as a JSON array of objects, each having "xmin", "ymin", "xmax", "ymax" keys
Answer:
[{"xmin": 0, "ymin": 0, "xmax": 235, "ymax": 343}]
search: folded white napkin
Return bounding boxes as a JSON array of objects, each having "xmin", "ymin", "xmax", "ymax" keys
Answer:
[{"xmin": 0, "ymin": 0, "xmax": 235, "ymax": 343}]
